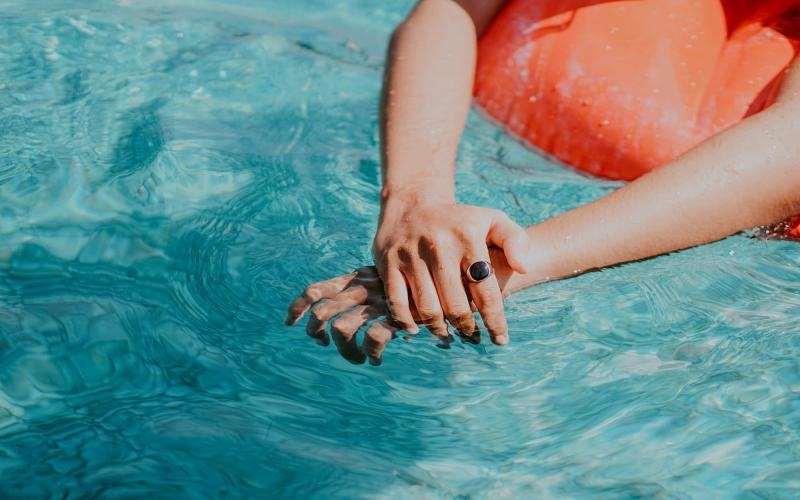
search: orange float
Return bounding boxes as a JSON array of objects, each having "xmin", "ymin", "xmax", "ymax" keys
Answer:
[{"xmin": 474, "ymin": 0, "xmax": 800, "ymax": 234}]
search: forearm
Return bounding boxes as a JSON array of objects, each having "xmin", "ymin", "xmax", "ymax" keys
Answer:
[
  {"xmin": 379, "ymin": 0, "xmax": 481, "ymax": 209},
  {"xmin": 506, "ymin": 102, "xmax": 800, "ymax": 293}
]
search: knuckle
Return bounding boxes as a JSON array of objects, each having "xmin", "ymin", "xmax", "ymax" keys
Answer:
[
  {"xmin": 310, "ymin": 302, "xmax": 330, "ymax": 321},
  {"xmin": 331, "ymin": 317, "xmax": 357, "ymax": 336},
  {"xmin": 365, "ymin": 325, "xmax": 391, "ymax": 344},
  {"xmin": 474, "ymin": 284, "xmax": 501, "ymax": 302},
  {"xmin": 387, "ymin": 297, "xmax": 410, "ymax": 313},
  {"xmin": 417, "ymin": 307, "xmax": 444, "ymax": 323},
  {"xmin": 480, "ymin": 304, "xmax": 506, "ymax": 320},
  {"xmin": 364, "ymin": 328, "xmax": 381, "ymax": 344},
  {"xmin": 304, "ymin": 284, "xmax": 322, "ymax": 301},
  {"xmin": 446, "ymin": 310, "xmax": 474, "ymax": 327},
  {"xmin": 482, "ymin": 310, "xmax": 508, "ymax": 331},
  {"xmin": 444, "ymin": 302, "xmax": 472, "ymax": 317}
]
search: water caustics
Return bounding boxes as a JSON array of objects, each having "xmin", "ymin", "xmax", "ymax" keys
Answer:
[{"xmin": 1, "ymin": 0, "xmax": 800, "ymax": 497}]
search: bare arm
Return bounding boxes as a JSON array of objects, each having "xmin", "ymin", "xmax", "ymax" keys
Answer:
[
  {"xmin": 380, "ymin": 0, "xmax": 504, "ymax": 196},
  {"xmin": 374, "ymin": 0, "xmax": 527, "ymax": 345},
  {"xmin": 506, "ymin": 62, "xmax": 800, "ymax": 292}
]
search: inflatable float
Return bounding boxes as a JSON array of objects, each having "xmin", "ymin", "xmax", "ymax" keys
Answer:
[{"xmin": 474, "ymin": 0, "xmax": 800, "ymax": 235}]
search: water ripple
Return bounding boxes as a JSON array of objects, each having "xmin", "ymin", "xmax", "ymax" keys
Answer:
[{"xmin": 2, "ymin": 0, "xmax": 800, "ymax": 497}]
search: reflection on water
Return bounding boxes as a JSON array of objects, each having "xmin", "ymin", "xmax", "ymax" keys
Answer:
[{"xmin": 1, "ymin": 0, "xmax": 800, "ymax": 496}]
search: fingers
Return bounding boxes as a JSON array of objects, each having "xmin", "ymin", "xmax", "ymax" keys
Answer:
[
  {"xmin": 324, "ymin": 305, "xmax": 397, "ymax": 366},
  {"xmin": 422, "ymin": 253, "xmax": 478, "ymax": 341},
  {"xmin": 362, "ymin": 320, "xmax": 399, "ymax": 366},
  {"xmin": 403, "ymin": 261, "xmax": 450, "ymax": 340},
  {"xmin": 487, "ymin": 210, "xmax": 530, "ymax": 274},
  {"xmin": 382, "ymin": 267, "xmax": 419, "ymax": 334},
  {"xmin": 286, "ymin": 272, "xmax": 357, "ymax": 325},
  {"xmin": 330, "ymin": 305, "xmax": 382, "ymax": 364},
  {"xmin": 467, "ymin": 275, "xmax": 508, "ymax": 345},
  {"xmin": 305, "ymin": 301, "xmax": 340, "ymax": 346},
  {"xmin": 464, "ymin": 250, "xmax": 509, "ymax": 346},
  {"xmin": 305, "ymin": 285, "xmax": 370, "ymax": 346}
]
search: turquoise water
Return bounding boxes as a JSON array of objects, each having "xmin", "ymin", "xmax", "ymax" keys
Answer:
[{"xmin": 2, "ymin": 0, "xmax": 800, "ymax": 497}]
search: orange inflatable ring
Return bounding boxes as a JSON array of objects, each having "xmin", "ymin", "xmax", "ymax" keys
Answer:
[
  {"xmin": 475, "ymin": 0, "xmax": 800, "ymax": 180},
  {"xmin": 474, "ymin": 0, "xmax": 800, "ymax": 235}
]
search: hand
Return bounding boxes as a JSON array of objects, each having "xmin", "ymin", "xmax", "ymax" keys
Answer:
[
  {"xmin": 285, "ymin": 267, "xmax": 402, "ymax": 365},
  {"xmin": 374, "ymin": 196, "xmax": 530, "ymax": 345},
  {"xmin": 285, "ymin": 249, "xmax": 518, "ymax": 365}
]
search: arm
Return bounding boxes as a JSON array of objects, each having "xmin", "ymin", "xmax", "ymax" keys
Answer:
[
  {"xmin": 285, "ymin": 63, "xmax": 800, "ymax": 365},
  {"xmin": 380, "ymin": 0, "xmax": 503, "ymax": 195},
  {"xmin": 504, "ymin": 62, "xmax": 800, "ymax": 293},
  {"xmin": 374, "ymin": 0, "xmax": 530, "ymax": 344}
]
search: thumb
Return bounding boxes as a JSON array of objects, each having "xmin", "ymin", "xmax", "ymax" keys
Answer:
[{"xmin": 487, "ymin": 210, "xmax": 531, "ymax": 274}]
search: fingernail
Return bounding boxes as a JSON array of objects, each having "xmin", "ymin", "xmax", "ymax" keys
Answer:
[
  {"xmin": 495, "ymin": 335, "xmax": 509, "ymax": 345},
  {"xmin": 408, "ymin": 325, "xmax": 420, "ymax": 334},
  {"xmin": 369, "ymin": 356, "xmax": 382, "ymax": 367}
]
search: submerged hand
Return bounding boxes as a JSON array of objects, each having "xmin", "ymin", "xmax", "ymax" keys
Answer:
[
  {"xmin": 285, "ymin": 267, "xmax": 402, "ymax": 365},
  {"xmin": 374, "ymin": 199, "xmax": 530, "ymax": 345}
]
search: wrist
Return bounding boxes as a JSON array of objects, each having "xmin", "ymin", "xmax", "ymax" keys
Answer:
[
  {"xmin": 502, "ymin": 227, "xmax": 561, "ymax": 294},
  {"xmin": 380, "ymin": 178, "xmax": 455, "ymax": 214}
]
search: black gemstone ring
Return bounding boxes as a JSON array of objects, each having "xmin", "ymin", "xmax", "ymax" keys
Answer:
[{"xmin": 466, "ymin": 261, "xmax": 494, "ymax": 283}]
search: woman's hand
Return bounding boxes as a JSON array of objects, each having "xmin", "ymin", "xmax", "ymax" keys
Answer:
[
  {"xmin": 286, "ymin": 248, "xmax": 518, "ymax": 365},
  {"xmin": 374, "ymin": 193, "xmax": 530, "ymax": 345},
  {"xmin": 285, "ymin": 267, "xmax": 400, "ymax": 365}
]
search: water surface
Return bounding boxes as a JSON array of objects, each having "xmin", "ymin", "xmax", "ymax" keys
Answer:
[{"xmin": 2, "ymin": 0, "xmax": 800, "ymax": 497}]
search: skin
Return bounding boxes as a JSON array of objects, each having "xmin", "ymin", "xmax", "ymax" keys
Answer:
[
  {"xmin": 373, "ymin": 0, "xmax": 524, "ymax": 345},
  {"xmin": 286, "ymin": 0, "xmax": 800, "ymax": 365},
  {"xmin": 285, "ymin": 248, "xmax": 516, "ymax": 365}
]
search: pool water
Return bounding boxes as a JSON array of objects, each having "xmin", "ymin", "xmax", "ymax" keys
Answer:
[{"xmin": 2, "ymin": 0, "xmax": 800, "ymax": 497}]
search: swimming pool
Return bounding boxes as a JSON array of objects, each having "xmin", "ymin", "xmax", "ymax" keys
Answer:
[{"xmin": 2, "ymin": 0, "xmax": 800, "ymax": 496}]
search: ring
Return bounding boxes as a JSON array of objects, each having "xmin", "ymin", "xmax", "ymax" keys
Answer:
[{"xmin": 465, "ymin": 261, "xmax": 494, "ymax": 283}]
